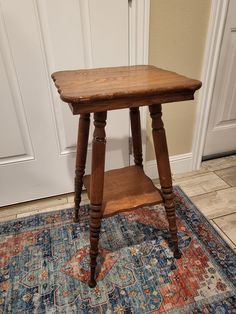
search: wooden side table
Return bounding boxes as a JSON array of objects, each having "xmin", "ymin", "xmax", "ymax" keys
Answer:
[{"xmin": 52, "ymin": 65, "xmax": 201, "ymax": 288}]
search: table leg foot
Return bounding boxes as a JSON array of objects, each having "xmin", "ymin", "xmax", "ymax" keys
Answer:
[
  {"xmin": 73, "ymin": 209, "xmax": 80, "ymax": 223},
  {"xmin": 174, "ymin": 249, "xmax": 182, "ymax": 259},
  {"xmin": 89, "ymin": 204, "xmax": 102, "ymax": 289},
  {"xmin": 162, "ymin": 187, "xmax": 181, "ymax": 259},
  {"xmin": 88, "ymin": 278, "xmax": 97, "ymax": 288}
]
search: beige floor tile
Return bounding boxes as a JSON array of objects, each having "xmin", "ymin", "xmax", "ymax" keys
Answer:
[
  {"xmin": 173, "ymin": 172, "xmax": 229, "ymax": 197},
  {"xmin": 17, "ymin": 202, "xmax": 74, "ymax": 218},
  {"xmin": 173, "ymin": 154, "xmax": 236, "ymax": 180},
  {"xmin": 152, "ymin": 178, "xmax": 160, "ymax": 186},
  {"xmin": 210, "ymin": 220, "xmax": 236, "ymax": 250},
  {"xmin": 215, "ymin": 166, "xmax": 236, "ymax": 187},
  {"xmin": 16, "ymin": 209, "xmax": 41, "ymax": 218},
  {"xmin": 0, "ymin": 195, "xmax": 68, "ymax": 218},
  {"xmin": 0, "ymin": 214, "xmax": 17, "ymax": 223},
  {"xmin": 173, "ymin": 168, "xmax": 208, "ymax": 180},
  {"xmin": 67, "ymin": 191, "xmax": 89, "ymax": 204},
  {"xmin": 213, "ymin": 213, "xmax": 236, "ymax": 246},
  {"xmin": 80, "ymin": 198, "xmax": 90, "ymax": 206},
  {"xmin": 17, "ymin": 198, "xmax": 90, "ymax": 219},
  {"xmin": 202, "ymin": 155, "xmax": 236, "ymax": 172},
  {"xmin": 191, "ymin": 187, "xmax": 236, "ymax": 219},
  {"xmin": 67, "ymin": 193, "xmax": 74, "ymax": 203}
]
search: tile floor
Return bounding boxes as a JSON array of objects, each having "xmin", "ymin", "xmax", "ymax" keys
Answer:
[{"xmin": 1, "ymin": 155, "xmax": 236, "ymax": 251}]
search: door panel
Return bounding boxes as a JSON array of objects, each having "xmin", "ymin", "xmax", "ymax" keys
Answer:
[
  {"xmin": 0, "ymin": 0, "xmax": 129, "ymax": 206},
  {"xmin": 36, "ymin": 0, "xmax": 86, "ymax": 155},
  {"xmin": 204, "ymin": 0, "xmax": 236, "ymax": 156},
  {"xmin": 89, "ymin": 0, "xmax": 129, "ymax": 67},
  {"xmin": 0, "ymin": 52, "xmax": 27, "ymax": 159}
]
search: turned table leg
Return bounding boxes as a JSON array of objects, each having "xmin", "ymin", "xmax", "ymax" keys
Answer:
[
  {"xmin": 130, "ymin": 107, "xmax": 143, "ymax": 167},
  {"xmin": 149, "ymin": 104, "xmax": 181, "ymax": 259},
  {"xmin": 89, "ymin": 111, "xmax": 107, "ymax": 288},
  {"xmin": 74, "ymin": 113, "xmax": 90, "ymax": 222}
]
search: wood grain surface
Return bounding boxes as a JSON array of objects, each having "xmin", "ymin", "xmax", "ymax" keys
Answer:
[
  {"xmin": 51, "ymin": 65, "xmax": 201, "ymax": 114},
  {"xmin": 83, "ymin": 165, "xmax": 163, "ymax": 217},
  {"xmin": 50, "ymin": 64, "xmax": 201, "ymax": 286}
]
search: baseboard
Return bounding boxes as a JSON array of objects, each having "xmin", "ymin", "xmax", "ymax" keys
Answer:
[{"xmin": 145, "ymin": 153, "xmax": 193, "ymax": 179}]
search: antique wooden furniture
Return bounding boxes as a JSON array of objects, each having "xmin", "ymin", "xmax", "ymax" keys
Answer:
[{"xmin": 51, "ymin": 65, "xmax": 201, "ymax": 288}]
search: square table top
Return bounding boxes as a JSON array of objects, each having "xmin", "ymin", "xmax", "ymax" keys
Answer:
[{"xmin": 51, "ymin": 65, "xmax": 201, "ymax": 114}]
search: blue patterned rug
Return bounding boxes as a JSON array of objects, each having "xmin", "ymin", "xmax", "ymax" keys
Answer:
[{"xmin": 0, "ymin": 187, "xmax": 235, "ymax": 313}]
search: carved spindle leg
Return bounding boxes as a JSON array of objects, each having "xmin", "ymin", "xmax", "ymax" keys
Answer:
[
  {"xmin": 149, "ymin": 104, "xmax": 181, "ymax": 259},
  {"xmin": 89, "ymin": 111, "xmax": 107, "ymax": 288},
  {"xmin": 74, "ymin": 113, "xmax": 90, "ymax": 222},
  {"xmin": 130, "ymin": 107, "xmax": 143, "ymax": 167}
]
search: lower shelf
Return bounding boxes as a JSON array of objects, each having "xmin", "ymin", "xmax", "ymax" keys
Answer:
[{"xmin": 83, "ymin": 165, "xmax": 163, "ymax": 217}]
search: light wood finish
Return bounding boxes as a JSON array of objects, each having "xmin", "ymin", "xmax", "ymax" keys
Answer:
[
  {"xmin": 51, "ymin": 64, "xmax": 202, "ymax": 287},
  {"xmin": 0, "ymin": 195, "xmax": 67, "ymax": 218},
  {"xmin": 173, "ymin": 155, "xmax": 236, "ymax": 180},
  {"xmin": 0, "ymin": 214, "xmax": 17, "ymax": 222},
  {"xmin": 130, "ymin": 107, "xmax": 143, "ymax": 167},
  {"xmin": 149, "ymin": 104, "xmax": 181, "ymax": 259},
  {"xmin": 84, "ymin": 166, "xmax": 163, "ymax": 217},
  {"xmin": 213, "ymin": 213, "xmax": 236, "ymax": 246},
  {"xmin": 174, "ymin": 172, "xmax": 229, "ymax": 197},
  {"xmin": 191, "ymin": 187, "xmax": 236, "ymax": 219},
  {"xmin": 202, "ymin": 155, "xmax": 236, "ymax": 172},
  {"xmin": 74, "ymin": 113, "xmax": 90, "ymax": 222},
  {"xmin": 210, "ymin": 220, "xmax": 236, "ymax": 249},
  {"xmin": 17, "ymin": 203, "xmax": 73, "ymax": 218},
  {"xmin": 215, "ymin": 166, "xmax": 236, "ymax": 187},
  {"xmin": 51, "ymin": 65, "xmax": 201, "ymax": 114},
  {"xmin": 67, "ymin": 192, "xmax": 89, "ymax": 205}
]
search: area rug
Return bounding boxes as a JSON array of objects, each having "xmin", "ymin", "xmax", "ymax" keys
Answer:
[{"xmin": 0, "ymin": 187, "xmax": 235, "ymax": 313}]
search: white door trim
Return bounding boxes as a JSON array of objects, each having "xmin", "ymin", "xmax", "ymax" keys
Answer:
[
  {"xmin": 129, "ymin": 0, "xmax": 150, "ymax": 167},
  {"xmin": 191, "ymin": 0, "xmax": 229, "ymax": 169},
  {"xmin": 146, "ymin": 153, "xmax": 193, "ymax": 180}
]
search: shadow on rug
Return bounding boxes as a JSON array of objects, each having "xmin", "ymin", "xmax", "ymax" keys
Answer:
[{"xmin": 0, "ymin": 186, "xmax": 235, "ymax": 313}]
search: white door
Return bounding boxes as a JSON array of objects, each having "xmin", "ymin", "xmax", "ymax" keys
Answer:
[
  {"xmin": 0, "ymin": 0, "xmax": 130, "ymax": 206},
  {"xmin": 203, "ymin": 0, "xmax": 236, "ymax": 157}
]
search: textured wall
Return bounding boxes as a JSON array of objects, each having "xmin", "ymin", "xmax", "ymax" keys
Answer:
[{"xmin": 147, "ymin": 0, "xmax": 211, "ymax": 160}]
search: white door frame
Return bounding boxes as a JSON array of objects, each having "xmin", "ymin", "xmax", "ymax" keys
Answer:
[
  {"xmin": 191, "ymin": 0, "xmax": 229, "ymax": 169},
  {"xmin": 129, "ymin": 0, "xmax": 150, "ymax": 167}
]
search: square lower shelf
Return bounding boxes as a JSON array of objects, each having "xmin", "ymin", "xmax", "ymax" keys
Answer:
[{"xmin": 83, "ymin": 165, "xmax": 163, "ymax": 217}]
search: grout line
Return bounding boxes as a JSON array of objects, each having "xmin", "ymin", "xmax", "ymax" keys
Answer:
[
  {"xmin": 210, "ymin": 220, "xmax": 236, "ymax": 248},
  {"xmin": 173, "ymin": 170, "xmax": 214, "ymax": 181},
  {"xmin": 198, "ymin": 210, "xmax": 236, "ymax": 221},
  {"xmin": 0, "ymin": 194, "xmax": 68, "ymax": 211},
  {"xmin": 173, "ymin": 171, "xmax": 231, "ymax": 190},
  {"xmin": 0, "ymin": 215, "xmax": 17, "ymax": 222},
  {"xmin": 213, "ymin": 164, "xmax": 236, "ymax": 173},
  {"xmin": 211, "ymin": 210, "xmax": 236, "ymax": 220},
  {"xmin": 189, "ymin": 185, "xmax": 232, "ymax": 199},
  {"xmin": 212, "ymin": 219, "xmax": 236, "ymax": 247},
  {"xmin": 201, "ymin": 156, "xmax": 236, "ymax": 172},
  {"xmin": 213, "ymin": 170, "xmax": 234, "ymax": 187}
]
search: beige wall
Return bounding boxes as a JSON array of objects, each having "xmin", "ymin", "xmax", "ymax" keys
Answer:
[{"xmin": 147, "ymin": 0, "xmax": 211, "ymax": 160}]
